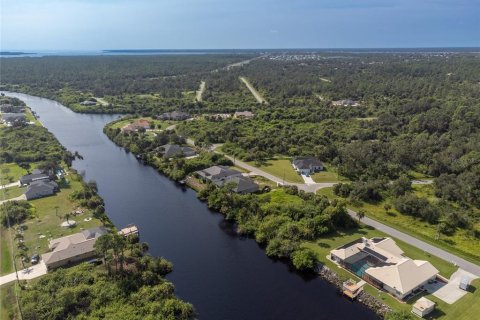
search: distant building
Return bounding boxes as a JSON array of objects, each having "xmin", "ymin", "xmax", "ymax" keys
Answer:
[
  {"xmin": 197, "ymin": 165, "xmax": 242, "ymax": 184},
  {"xmin": 20, "ymin": 171, "xmax": 50, "ymax": 186},
  {"xmin": 158, "ymin": 144, "xmax": 196, "ymax": 158},
  {"xmin": 1, "ymin": 113, "xmax": 26, "ymax": 125},
  {"xmin": 207, "ymin": 113, "xmax": 232, "ymax": 121},
  {"xmin": 220, "ymin": 176, "xmax": 259, "ymax": 194},
  {"xmin": 412, "ymin": 297, "xmax": 435, "ymax": 318},
  {"xmin": 24, "ymin": 180, "xmax": 58, "ymax": 200},
  {"xmin": 292, "ymin": 157, "xmax": 323, "ymax": 175},
  {"xmin": 330, "ymin": 237, "xmax": 439, "ymax": 300},
  {"xmin": 331, "ymin": 99, "xmax": 360, "ymax": 107},
  {"xmin": 197, "ymin": 166, "xmax": 259, "ymax": 194},
  {"xmin": 0, "ymin": 104, "xmax": 24, "ymax": 113},
  {"xmin": 122, "ymin": 119, "xmax": 151, "ymax": 133},
  {"xmin": 234, "ymin": 111, "xmax": 254, "ymax": 119},
  {"xmin": 41, "ymin": 227, "xmax": 108, "ymax": 269},
  {"xmin": 158, "ymin": 111, "xmax": 190, "ymax": 121},
  {"xmin": 79, "ymin": 100, "xmax": 97, "ymax": 106}
]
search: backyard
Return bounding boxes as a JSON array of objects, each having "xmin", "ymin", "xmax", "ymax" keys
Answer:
[
  {"xmin": 0, "ymin": 171, "xmax": 103, "ymax": 275},
  {"xmin": 317, "ymin": 186, "xmax": 480, "ymax": 269},
  {"xmin": 303, "ymin": 225, "xmax": 478, "ymax": 319}
]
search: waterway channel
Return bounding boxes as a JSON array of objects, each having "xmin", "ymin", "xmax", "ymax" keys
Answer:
[{"xmin": 3, "ymin": 92, "xmax": 378, "ymax": 320}]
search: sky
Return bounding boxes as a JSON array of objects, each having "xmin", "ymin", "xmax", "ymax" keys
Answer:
[{"xmin": 1, "ymin": 0, "xmax": 479, "ymax": 50}]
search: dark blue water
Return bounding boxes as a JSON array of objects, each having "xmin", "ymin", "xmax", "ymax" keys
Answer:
[{"xmin": 2, "ymin": 92, "xmax": 378, "ymax": 320}]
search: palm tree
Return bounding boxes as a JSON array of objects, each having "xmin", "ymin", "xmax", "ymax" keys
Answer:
[
  {"xmin": 356, "ymin": 210, "xmax": 366, "ymax": 222},
  {"xmin": 94, "ymin": 234, "xmax": 113, "ymax": 275}
]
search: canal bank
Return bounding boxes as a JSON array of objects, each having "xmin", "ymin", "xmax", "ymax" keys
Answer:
[{"xmin": 2, "ymin": 92, "xmax": 378, "ymax": 320}]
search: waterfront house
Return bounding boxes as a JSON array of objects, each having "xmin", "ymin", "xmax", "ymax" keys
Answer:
[
  {"xmin": 20, "ymin": 171, "xmax": 50, "ymax": 185},
  {"xmin": 412, "ymin": 297, "xmax": 435, "ymax": 318},
  {"xmin": 80, "ymin": 100, "xmax": 97, "ymax": 106},
  {"xmin": 159, "ymin": 144, "xmax": 197, "ymax": 158},
  {"xmin": 197, "ymin": 165, "xmax": 243, "ymax": 184},
  {"xmin": 24, "ymin": 180, "xmax": 58, "ymax": 200},
  {"xmin": 41, "ymin": 227, "xmax": 108, "ymax": 269},
  {"xmin": 122, "ymin": 119, "xmax": 151, "ymax": 133},
  {"xmin": 292, "ymin": 157, "xmax": 323, "ymax": 175},
  {"xmin": 219, "ymin": 176, "xmax": 259, "ymax": 194},
  {"xmin": 1, "ymin": 112, "xmax": 26, "ymax": 125},
  {"xmin": 330, "ymin": 237, "xmax": 439, "ymax": 300}
]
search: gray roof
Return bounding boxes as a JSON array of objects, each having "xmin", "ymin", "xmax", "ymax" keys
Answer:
[
  {"xmin": 224, "ymin": 176, "xmax": 259, "ymax": 193},
  {"xmin": 42, "ymin": 227, "xmax": 108, "ymax": 266},
  {"xmin": 198, "ymin": 165, "xmax": 241, "ymax": 180},
  {"xmin": 293, "ymin": 157, "xmax": 323, "ymax": 170},
  {"xmin": 159, "ymin": 111, "xmax": 190, "ymax": 120},
  {"xmin": 20, "ymin": 173, "xmax": 50, "ymax": 185},
  {"xmin": 25, "ymin": 180, "xmax": 58, "ymax": 199},
  {"xmin": 160, "ymin": 144, "xmax": 196, "ymax": 158},
  {"xmin": 1, "ymin": 113, "xmax": 26, "ymax": 122}
]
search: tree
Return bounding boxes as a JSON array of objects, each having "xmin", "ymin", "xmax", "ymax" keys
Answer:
[
  {"xmin": 291, "ymin": 248, "xmax": 317, "ymax": 271},
  {"xmin": 356, "ymin": 209, "xmax": 366, "ymax": 222},
  {"xmin": 94, "ymin": 234, "xmax": 113, "ymax": 275},
  {"xmin": 384, "ymin": 203, "xmax": 392, "ymax": 213}
]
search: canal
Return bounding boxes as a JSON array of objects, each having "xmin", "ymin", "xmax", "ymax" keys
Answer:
[{"xmin": 3, "ymin": 92, "xmax": 378, "ymax": 320}]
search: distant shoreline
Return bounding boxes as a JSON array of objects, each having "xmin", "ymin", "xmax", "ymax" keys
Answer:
[
  {"xmin": 0, "ymin": 47, "xmax": 479, "ymax": 58},
  {"xmin": 0, "ymin": 51, "xmax": 36, "ymax": 56}
]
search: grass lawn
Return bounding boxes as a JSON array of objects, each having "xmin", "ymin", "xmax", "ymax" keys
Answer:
[
  {"xmin": 0, "ymin": 227, "xmax": 13, "ymax": 275},
  {"xmin": 21, "ymin": 175, "xmax": 103, "ymax": 259},
  {"xmin": 2, "ymin": 186, "xmax": 25, "ymax": 200},
  {"xmin": 0, "ymin": 163, "xmax": 28, "ymax": 183},
  {"xmin": 0, "ymin": 283, "xmax": 18, "ymax": 319},
  {"xmin": 258, "ymin": 188, "xmax": 304, "ymax": 209},
  {"xmin": 25, "ymin": 108, "xmax": 41, "ymax": 126},
  {"xmin": 317, "ymin": 187, "xmax": 480, "ymax": 266},
  {"xmin": 246, "ymin": 159, "xmax": 304, "ymax": 183},
  {"xmin": 1, "ymin": 172, "xmax": 104, "ymax": 273},
  {"xmin": 311, "ymin": 163, "xmax": 349, "ymax": 183},
  {"xmin": 303, "ymin": 225, "xmax": 467, "ymax": 318}
]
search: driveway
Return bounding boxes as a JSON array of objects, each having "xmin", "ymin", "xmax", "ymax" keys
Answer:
[
  {"xmin": 301, "ymin": 175, "xmax": 315, "ymax": 185},
  {"xmin": 426, "ymin": 269, "xmax": 479, "ymax": 304},
  {"xmin": 0, "ymin": 261, "xmax": 48, "ymax": 286},
  {"xmin": 0, "ymin": 181, "xmax": 20, "ymax": 189},
  {"xmin": 0, "ymin": 194, "xmax": 26, "ymax": 205}
]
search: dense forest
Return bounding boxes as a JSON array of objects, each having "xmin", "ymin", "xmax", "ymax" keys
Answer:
[{"xmin": 1, "ymin": 51, "xmax": 479, "ymax": 258}]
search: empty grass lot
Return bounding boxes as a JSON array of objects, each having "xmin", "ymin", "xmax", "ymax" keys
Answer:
[
  {"xmin": 0, "ymin": 163, "xmax": 28, "ymax": 183},
  {"xmin": 302, "ymin": 225, "xmax": 477, "ymax": 319},
  {"xmin": 246, "ymin": 159, "xmax": 304, "ymax": 183},
  {"xmin": 317, "ymin": 187, "xmax": 480, "ymax": 267}
]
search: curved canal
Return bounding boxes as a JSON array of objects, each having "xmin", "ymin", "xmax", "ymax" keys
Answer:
[{"xmin": 3, "ymin": 92, "xmax": 378, "ymax": 320}]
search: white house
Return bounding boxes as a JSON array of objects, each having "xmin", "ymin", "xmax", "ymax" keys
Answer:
[{"xmin": 292, "ymin": 157, "xmax": 323, "ymax": 175}]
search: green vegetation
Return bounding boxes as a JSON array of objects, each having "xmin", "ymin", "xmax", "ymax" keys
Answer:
[
  {"xmin": 18, "ymin": 254, "xmax": 195, "ymax": 319},
  {"xmin": 104, "ymin": 117, "xmax": 232, "ymax": 181},
  {"xmin": 246, "ymin": 159, "xmax": 303, "ymax": 183},
  {"xmin": 0, "ymin": 163, "xmax": 27, "ymax": 183},
  {"xmin": 2, "ymin": 185, "xmax": 24, "ymax": 199},
  {"xmin": 0, "ymin": 227, "xmax": 13, "ymax": 275},
  {"xmin": 302, "ymin": 225, "xmax": 479, "ymax": 320},
  {"xmin": 319, "ymin": 185, "xmax": 480, "ymax": 265}
]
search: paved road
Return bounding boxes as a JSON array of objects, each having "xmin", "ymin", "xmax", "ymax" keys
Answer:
[
  {"xmin": 184, "ymin": 137, "xmax": 480, "ymax": 275},
  {"xmin": 223, "ymin": 154, "xmax": 335, "ymax": 192},
  {"xmin": 0, "ymin": 261, "xmax": 48, "ymax": 286},
  {"xmin": 347, "ymin": 209, "xmax": 480, "ymax": 277}
]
